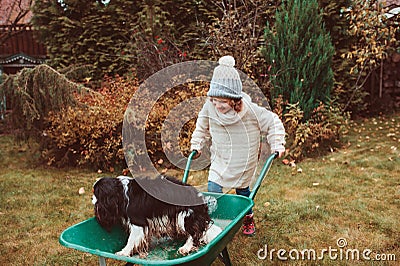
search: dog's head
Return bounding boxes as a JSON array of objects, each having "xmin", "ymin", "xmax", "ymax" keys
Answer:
[{"xmin": 92, "ymin": 177, "xmax": 125, "ymax": 231}]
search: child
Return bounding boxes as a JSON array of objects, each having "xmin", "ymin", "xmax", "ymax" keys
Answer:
[{"xmin": 190, "ymin": 55, "xmax": 285, "ymax": 236}]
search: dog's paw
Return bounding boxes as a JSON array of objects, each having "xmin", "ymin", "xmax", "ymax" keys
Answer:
[
  {"xmin": 115, "ymin": 250, "xmax": 131, "ymax": 257},
  {"xmin": 178, "ymin": 246, "xmax": 190, "ymax": 256},
  {"xmin": 178, "ymin": 246, "xmax": 197, "ymax": 256}
]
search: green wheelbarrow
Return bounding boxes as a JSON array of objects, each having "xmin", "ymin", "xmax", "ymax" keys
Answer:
[{"xmin": 59, "ymin": 152, "xmax": 278, "ymax": 265}]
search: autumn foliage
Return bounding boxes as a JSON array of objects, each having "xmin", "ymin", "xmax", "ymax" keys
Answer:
[
  {"xmin": 274, "ymin": 95, "xmax": 349, "ymax": 159},
  {"xmin": 42, "ymin": 76, "xmax": 136, "ymax": 169},
  {"xmin": 40, "ymin": 75, "xmax": 213, "ymax": 170},
  {"xmin": 41, "ymin": 76, "xmax": 348, "ymax": 169}
]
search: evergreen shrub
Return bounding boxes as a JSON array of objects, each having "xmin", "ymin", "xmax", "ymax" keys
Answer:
[{"xmin": 263, "ymin": 0, "xmax": 334, "ymax": 120}]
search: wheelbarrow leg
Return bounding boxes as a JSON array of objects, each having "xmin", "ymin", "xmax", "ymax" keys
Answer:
[
  {"xmin": 99, "ymin": 256, "xmax": 106, "ymax": 266},
  {"xmin": 218, "ymin": 247, "xmax": 232, "ymax": 266}
]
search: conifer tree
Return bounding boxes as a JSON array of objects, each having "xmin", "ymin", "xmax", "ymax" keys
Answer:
[
  {"xmin": 31, "ymin": 0, "xmax": 220, "ymax": 82},
  {"xmin": 0, "ymin": 64, "xmax": 84, "ymax": 139},
  {"xmin": 32, "ymin": 0, "xmax": 140, "ymax": 83},
  {"xmin": 126, "ymin": 0, "xmax": 222, "ymax": 79},
  {"xmin": 263, "ymin": 0, "xmax": 334, "ymax": 120}
]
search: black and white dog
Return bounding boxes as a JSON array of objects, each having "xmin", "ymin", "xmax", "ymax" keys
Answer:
[{"xmin": 92, "ymin": 175, "xmax": 222, "ymax": 257}]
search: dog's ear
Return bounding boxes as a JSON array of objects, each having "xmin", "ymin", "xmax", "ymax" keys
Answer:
[{"xmin": 93, "ymin": 178, "xmax": 123, "ymax": 231}]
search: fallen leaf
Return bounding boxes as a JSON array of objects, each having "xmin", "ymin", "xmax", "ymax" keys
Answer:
[
  {"xmin": 297, "ymin": 168, "xmax": 303, "ymax": 173},
  {"xmin": 78, "ymin": 187, "xmax": 85, "ymax": 195}
]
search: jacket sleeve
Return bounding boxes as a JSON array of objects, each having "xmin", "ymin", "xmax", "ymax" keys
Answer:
[
  {"xmin": 190, "ymin": 102, "xmax": 210, "ymax": 151},
  {"xmin": 254, "ymin": 105, "xmax": 286, "ymax": 153}
]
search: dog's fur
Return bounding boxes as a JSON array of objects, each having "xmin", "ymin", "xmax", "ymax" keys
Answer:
[{"xmin": 92, "ymin": 175, "xmax": 222, "ymax": 257}]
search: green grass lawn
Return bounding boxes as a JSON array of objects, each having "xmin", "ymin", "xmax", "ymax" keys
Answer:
[{"xmin": 0, "ymin": 113, "xmax": 399, "ymax": 265}]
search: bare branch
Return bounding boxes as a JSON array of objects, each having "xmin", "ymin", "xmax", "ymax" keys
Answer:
[{"xmin": 0, "ymin": 0, "xmax": 34, "ymax": 46}]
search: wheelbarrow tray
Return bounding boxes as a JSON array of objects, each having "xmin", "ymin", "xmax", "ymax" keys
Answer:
[{"xmin": 59, "ymin": 192, "xmax": 253, "ymax": 265}]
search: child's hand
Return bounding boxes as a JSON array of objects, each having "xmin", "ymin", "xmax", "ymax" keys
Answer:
[
  {"xmin": 273, "ymin": 150, "xmax": 285, "ymax": 158},
  {"xmin": 192, "ymin": 150, "xmax": 202, "ymax": 159}
]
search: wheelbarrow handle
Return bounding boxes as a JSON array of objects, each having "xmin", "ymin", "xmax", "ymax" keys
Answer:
[
  {"xmin": 249, "ymin": 151, "xmax": 279, "ymax": 200},
  {"xmin": 182, "ymin": 150, "xmax": 198, "ymax": 184}
]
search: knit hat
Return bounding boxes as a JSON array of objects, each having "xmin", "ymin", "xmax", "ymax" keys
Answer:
[{"xmin": 207, "ymin": 56, "xmax": 243, "ymax": 99}]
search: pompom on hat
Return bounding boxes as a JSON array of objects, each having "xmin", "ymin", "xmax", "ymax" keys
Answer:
[{"xmin": 207, "ymin": 55, "xmax": 243, "ymax": 99}]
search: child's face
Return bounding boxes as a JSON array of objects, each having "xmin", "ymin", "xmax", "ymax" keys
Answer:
[{"xmin": 210, "ymin": 97, "xmax": 233, "ymax": 114}]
